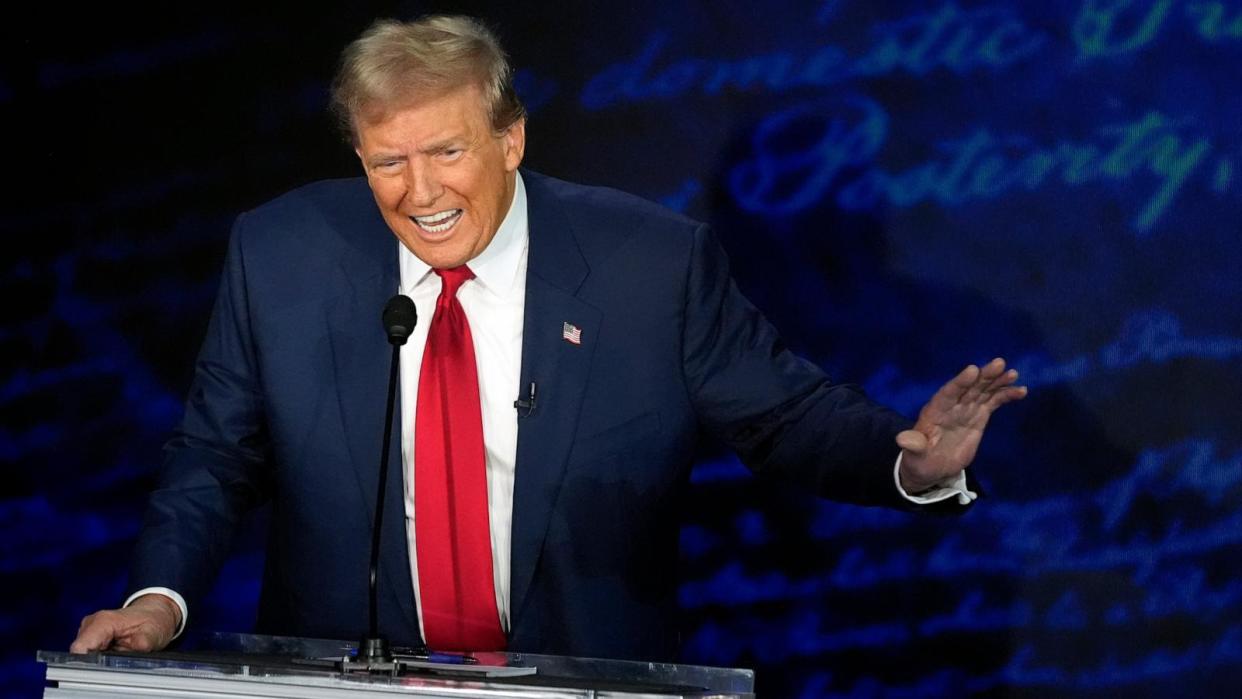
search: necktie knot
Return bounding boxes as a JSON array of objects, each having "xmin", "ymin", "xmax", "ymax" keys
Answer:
[{"xmin": 434, "ymin": 266, "xmax": 474, "ymax": 300}]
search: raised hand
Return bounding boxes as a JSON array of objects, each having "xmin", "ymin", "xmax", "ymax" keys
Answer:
[{"xmin": 896, "ymin": 357, "xmax": 1027, "ymax": 493}]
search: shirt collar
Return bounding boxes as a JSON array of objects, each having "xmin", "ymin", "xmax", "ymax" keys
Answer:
[{"xmin": 399, "ymin": 171, "xmax": 528, "ymax": 297}]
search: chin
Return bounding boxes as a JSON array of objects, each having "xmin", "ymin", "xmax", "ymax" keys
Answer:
[{"xmin": 417, "ymin": 245, "xmax": 473, "ymax": 270}]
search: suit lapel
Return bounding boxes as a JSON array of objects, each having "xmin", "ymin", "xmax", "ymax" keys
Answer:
[
  {"xmin": 509, "ymin": 174, "xmax": 601, "ymax": 630},
  {"xmin": 324, "ymin": 220, "xmax": 419, "ymax": 637}
]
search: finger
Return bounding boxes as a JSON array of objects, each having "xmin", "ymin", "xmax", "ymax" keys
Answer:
[
  {"xmin": 981, "ymin": 356, "xmax": 1007, "ymax": 378},
  {"xmin": 961, "ymin": 375, "xmax": 986, "ymax": 404},
  {"xmin": 70, "ymin": 615, "xmax": 118, "ymax": 654},
  {"xmin": 896, "ymin": 429, "xmax": 929, "ymax": 454},
  {"xmin": 986, "ymin": 385, "xmax": 1028, "ymax": 409},
  {"xmin": 975, "ymin": 368, "xmax": 1019, "ymax": 403},
  {"xmin": 978, "ymin": 369, "xmax": 1018, "ymax": 402},
  {"xmin": 929, "ymin": 364, "xmax": 979, "ymax": 413},
  {"xmin": 965, "ymin": 359, "xmax": 1004, "ymax": 401},
  {"xmin": 990, "ymin": 368, "xmax": 1019, "ymax": 390},
  {"xmin": 964, "ymin": 358, "xmax": 1007, "ymax": 403}
]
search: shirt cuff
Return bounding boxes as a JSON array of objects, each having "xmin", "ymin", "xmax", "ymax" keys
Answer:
[
  {"xmin": 124, "ymin": 587, "xmax": 188, "ymax": 640},
  {"xmin": 893, "ymin": 451, "xmax": 977, "ymax": 506}
]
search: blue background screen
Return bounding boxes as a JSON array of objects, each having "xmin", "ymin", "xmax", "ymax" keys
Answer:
[{"xmin": 5, "ymin": 2, "xmax": 1241, "ymax": 696}]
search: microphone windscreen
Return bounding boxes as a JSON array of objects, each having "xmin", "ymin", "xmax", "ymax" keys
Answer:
[{"xmin": 382, "ymin": 295, "xmax": 418, "ymax": 345}]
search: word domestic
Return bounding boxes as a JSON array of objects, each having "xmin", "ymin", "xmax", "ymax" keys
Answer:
[{"xmin": 580, "ymin": 3, "xmax": 1045, "ymax": 109}]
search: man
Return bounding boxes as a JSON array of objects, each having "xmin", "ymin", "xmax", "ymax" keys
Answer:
[{"xmin": 72, "ymin": 16, "xmax": 1025, "ymax": 661}]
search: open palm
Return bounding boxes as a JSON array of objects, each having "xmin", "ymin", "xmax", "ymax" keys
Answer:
[{"xmin": 897, "ymin": 357, "xmax": 1027, "ymax": 493}]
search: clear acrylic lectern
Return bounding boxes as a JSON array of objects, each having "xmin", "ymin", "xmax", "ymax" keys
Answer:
[{"xmin": 38, "ymin": 632, "xmax": 755, "ymax": 698}]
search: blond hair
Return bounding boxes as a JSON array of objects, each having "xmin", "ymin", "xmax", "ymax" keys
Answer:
[{"xmin": 330, "ymin": 15, "xmax": 526, "ymax": 143}]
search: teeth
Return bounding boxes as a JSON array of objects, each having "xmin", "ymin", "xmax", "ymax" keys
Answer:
[
  {"xmin": 414, "ymin": 209, "xmax": 459, "ymax": 224},
  {"xmin": 411, "ymin": 209, "xmax": 462, "ymax": 234}
]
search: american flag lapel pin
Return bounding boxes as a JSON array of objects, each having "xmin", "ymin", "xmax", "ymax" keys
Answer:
[{"xmin": 562, "ymin": 321, "xmax": 583, "ymax": 345}]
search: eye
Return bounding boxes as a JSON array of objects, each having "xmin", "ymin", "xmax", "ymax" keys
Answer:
[{"xmin": 440, "ymin": 148, "xmax": 464, "ymax": 161}]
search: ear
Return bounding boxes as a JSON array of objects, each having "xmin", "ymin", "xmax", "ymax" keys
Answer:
[{"xmin": 502, "ymin": 119, "xmax": 526, "ymax": 172}]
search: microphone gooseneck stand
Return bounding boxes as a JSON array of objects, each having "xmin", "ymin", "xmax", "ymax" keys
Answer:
[{"xmin": 358, "ymin": 295, "xmax": 419, "ymax": 665}]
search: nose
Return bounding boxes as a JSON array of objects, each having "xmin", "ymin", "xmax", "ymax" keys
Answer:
[{"xmin": 405, "ymin": 160, "xmax": 443, "ymax": 208}]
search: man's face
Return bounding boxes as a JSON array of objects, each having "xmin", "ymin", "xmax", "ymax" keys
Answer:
[{"xmin": 355, "ymin": 86, "xmax": 526, "ymax": 269}]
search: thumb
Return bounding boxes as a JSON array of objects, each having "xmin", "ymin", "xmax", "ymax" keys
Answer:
[{"xmin": 896, "ymin": 429, "xmax": 928, "ymax": 454}]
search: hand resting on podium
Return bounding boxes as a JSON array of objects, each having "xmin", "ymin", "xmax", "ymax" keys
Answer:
[{"xmin": 70, "ymin": 593, "xmax": 180, "ymax": 654}]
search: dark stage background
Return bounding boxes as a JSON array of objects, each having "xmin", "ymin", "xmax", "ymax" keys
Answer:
[{"xmin": 5, "ymin": 1, "xmax": 1241, "ymax": 696}]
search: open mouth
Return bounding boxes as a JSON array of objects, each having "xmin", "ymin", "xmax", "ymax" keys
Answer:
[{"xmin": 410, "ymin": 209, "xmax": 463, "ymax": 234}]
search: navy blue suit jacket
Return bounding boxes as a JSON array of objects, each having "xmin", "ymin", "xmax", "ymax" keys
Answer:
[{"xmin": 129, "ymin": 170, "xmax": 916, "ymax": 661}]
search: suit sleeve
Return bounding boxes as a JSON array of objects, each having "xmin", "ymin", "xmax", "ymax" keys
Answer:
[
  {"xmin": 127, "ymin": 212, "xmax": 273, "ymax": 607},
  {"xmin": 680, "ymin": 223, "xmax": 926, "ymax": 510}
]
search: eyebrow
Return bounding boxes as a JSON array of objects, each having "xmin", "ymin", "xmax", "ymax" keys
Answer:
[
  {"xmin": 419, "ymin": 138, "xmax": 465, "ymax": 155},
  {"xmin": 366, "ymin": 153, "xmax": 406, "ymax": 167},
  {"xmin": 364, "ymin": 137, "xmax": 469, "ymax": 166}
]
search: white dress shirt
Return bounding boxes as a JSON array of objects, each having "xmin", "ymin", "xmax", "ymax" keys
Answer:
[
  {"xmin": 397, "ymin": 172, "xmax": 529, "ymax": 636},
  {"xmin": 127, "ymin": 170, "xmax": 971, "ymax": 637}
]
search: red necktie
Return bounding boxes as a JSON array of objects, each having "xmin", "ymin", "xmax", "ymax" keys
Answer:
[{"xmin": 415, "ymin": 266, "xmax": 505, "ymax": 651}]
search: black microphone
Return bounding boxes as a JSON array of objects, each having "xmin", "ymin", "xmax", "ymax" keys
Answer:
[
  {"xmin": 360, "ymin": 295, "xmax": 418, "ymax": 665},
  {"xmin": 514, "ymin": 381, "xmax": 537, "ymax": 417},
  {"xmin": 383, "ymin": 294, "xmax": 418, "ymax": 345}
]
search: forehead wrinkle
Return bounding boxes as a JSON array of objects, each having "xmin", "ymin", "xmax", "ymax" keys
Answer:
[
  {"xmin": 358, "ymin": 85, "xmax": 491, "ymax": 154},
  {"xmin": 364, "ymin": 121, "xmax": 474, "ymax": 156}
]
